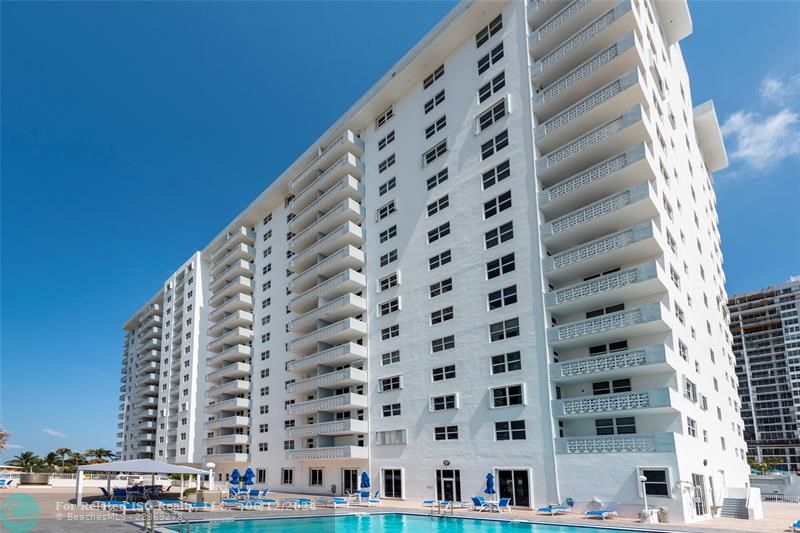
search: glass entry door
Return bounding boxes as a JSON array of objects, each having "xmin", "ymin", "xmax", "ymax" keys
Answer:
[
  {"xmin": 497, "ymin": 470, "xmax": 530, "ymax": 507},
  {"xmin": 435, "ymin": 469, "xmax": 461, "ymax": 502},
  {"xmin": 342, "ymin": 469, "xmax": 358, "ymax": 495},
  {"xmin": 383, "ymin": 469, "xmax": 402, "ymax": 499},
  {"xmin": 692, "ymin": 474, "xmax": 708, "ymax": 516}
]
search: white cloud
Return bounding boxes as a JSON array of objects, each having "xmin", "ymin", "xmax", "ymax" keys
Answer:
[
  {"xmin": 721, "ymin": 108, "xmax": 800, "ymax": 171},
  {"xmin": 41, "ymin": 428, "xmax": 66, "ymax": 438},
  {"xmin": 759, "ymin": 73, "xmax": 800, "ymax": 105},
  {"xmin": 5, "ymin": 444, "xmax": 24, "ymax": 450}
]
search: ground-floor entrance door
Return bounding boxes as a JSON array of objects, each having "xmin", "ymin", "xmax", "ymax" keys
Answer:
[
  {"xmin": 692, "ymin": 473, "xmax": 708, "ymax": 516},
  {"xmin": 342, "ymin": 469, "xmax": 358, "ymax": 495},
  {"xmin": 435, "ymin": 469, "xmax": 461, "ymax": 502},
  {"xmin": 497, "ymin": 469, "xmax": 530, "ymax": 507}
]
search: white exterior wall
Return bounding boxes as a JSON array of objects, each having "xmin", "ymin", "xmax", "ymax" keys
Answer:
[{"xmin": 119, "ymin": 0, "xmax": 748, "ymax": 522}]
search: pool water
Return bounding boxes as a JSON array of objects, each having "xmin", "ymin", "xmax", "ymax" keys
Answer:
[{"xmin": 171, "ymin": 513, "xmax": 647, "ymax": 532}]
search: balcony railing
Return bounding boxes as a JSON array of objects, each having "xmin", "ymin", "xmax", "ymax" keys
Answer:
[
  {"xmin": 555, "ymin": 432, "xmax": 676, "ymax": 454},
  {"xmin": 287, "ymin": 393, "xmax": 368, "ymax": 415},
  {"xmin": 206, "ymin": 415, "xmax": 250, "ymax": 430},
  {"xmin": 289, "ymin": 293, "xmax": 367, "ymax": 333},
  {"xmin": 289, "ymin": 222, "xmax": 363, "ymax": 273},
  {"xmin": 287, "ymin": 367, "xmax": 368, "ymax": 394},
  {"xmin": 211, "ymin": 227, "xmax": 255, "ymax": 261},
  {"xmin": 288, "ymin": 318, "xmax": 367, "ymax": 355},
  {"xmin": 286, "ymin": 342, "xmax": 367, "ymax": 374},
  {"xmin": 291, "ymin": 154, "xmax": 366, "ymax": 213},
  {"xmin": 550, "ymin": 345, "xmax": 668, "ymax": 382},
  {"xmin": 553, "ymin": 387, "xmax": 675, "ymax": 417},
  {"xmin": 289, "ymin": 176, "xmax": 364, "ymax": 234},
  {"xmin": 289, "ymin": 130, "xmax": 364, "ymax": 192},
  {"xmin": 286, "ymin": 445, "xmax": 368, "ymax": 461},
  {"xmin": 286, "ymin": 419, "xmax": 369, "ymax": 438},
  {"xmin": 547, "ymin": 302, "xmax": 667, "ymax": 347},
  {"xmin": 290, "ymin": 245, "xmax": 365, "ymax": 293},
  {"xmin": 289, "ymin": 268, "xmax": 366, "ymax": 313},
  {"xmin": 289, "ymin": 199, "xmax": 364, "ymax": 252}
]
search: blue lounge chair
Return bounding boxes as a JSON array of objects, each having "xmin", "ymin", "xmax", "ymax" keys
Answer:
[
  {"xmin": 791, "ymin": 520, "xmax": 800, "ymax": 532},
  {"xmin": 585, "ymin": 508, "xmax": 618, "ymax": 520},
  {"xmin": 495, "ymin": 497, "xmax": 511, "ymax": 513},
  {"xmin": 112, "ymin": 488, "xmax": 128, "ymax": 501},
  {"xmin": 332, "ymin": 497, "xmax": 349, "ymax": 508},
  {"xmin": 0, "ymin": 480, "xmax": 7, "ymax": 489},
  {"xmin": 156, "ymin": 499, "xmax": 213, "ymax": 512},
  {"xmin": 367, "ymin": 490, "xmax": 381, "ymax": 507},
  {"xmin": 471, "ymin": 496, "xmax": 489, "ymax": 511},
  {"xmin": 422, "ymin": 499, "xmax": 436, "ymax": 507},
  {"xmin": 104, "ymin": 501, "xmax": 146, "ymax": 515},
  {"xmin": 538, "ymin": 504, "xmax": 571, "ymax": 515}
]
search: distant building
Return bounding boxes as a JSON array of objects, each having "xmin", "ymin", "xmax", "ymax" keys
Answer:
[{"xmin": 730, "ymin": 277, "xmax": 800, "ymax": 471}]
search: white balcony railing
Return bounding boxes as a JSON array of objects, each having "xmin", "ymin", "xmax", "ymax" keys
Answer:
[{"xmin": 555, "ymin": 433, "xmax": 676, "ymax": 454}]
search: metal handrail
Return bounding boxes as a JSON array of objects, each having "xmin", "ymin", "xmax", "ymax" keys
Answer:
[{"xmin": 143, "ymin": 500, "xmax": 189, "ymax": 533}]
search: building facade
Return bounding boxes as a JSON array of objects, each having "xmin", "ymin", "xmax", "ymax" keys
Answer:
[
  {"xmin": 118, "ymin": 0, "xmax": 749, "ymax": 522},
  {"xmin": 730, "ymin": 278, "xmax": 800, "ymax": 472}
]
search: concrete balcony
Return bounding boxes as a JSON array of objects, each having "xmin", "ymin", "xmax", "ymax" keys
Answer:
[
  {"xmin": 140, "ymin": 338, "xmax": 161, "ymax": 351},
  {"xmin": 543, "ymin": 220, "xmax": 661, "ymax": 284},
  {"xmin": 286, "ymin": 445, "xmax": 369, "ymax": 461},
  {"xmin": 208, "ymin": 277, "xmax": 254, "ymax": 308},
  {"xmin": 289, "ymin": 130, "xmax": 365, "ymax": 193},
  {"xmin": 545, "ymin": 260, "xmax": 666, "ymax": 315},
  {"xmin": 206, "ymin": 415, "xmax": 250, "ymax": 430},
  {"xmin": 207, "ymin": 379, "xmax": 251, "ymax": 398},
  {"xmin": 205, "ymin": 434, "xmax": 249, "ymax": 446},
  {"xmin": 533, "ymin": 33, "xmax": 646, "ymax": 121},
  {"xmin": 290, "ymin": 294, "xmax": 367, "ymax": 334},
  {"xmin": 289, "ymin": 269, "xmax": 366, "ymax": 314},
  {"xmin": 289, "ymin": 222, "xmax": 363, "ymax": 273},
  {"xmin": 142, "ymin": 326, "xmax": 161, "ymax": 341},
  {"xmin": 547, "ymin": 302, "xmax": 670, "ymax": 349},
  {"xmin": 289, "ymin": 199, "xmax": 364, "ymax": 253},
  {"xmin": 290, "ymin": 246, "xmax": 365, "ymax": 294},
  {"xmin": 539, "ymin": 144, "xmax": 652, "ymax": 218},
  {"xmin": 550, "ymin": 344, "xmax": 669, "ymax": 383},
  {"xmin": 134, "ymin": 397, "xmax": 158, "ymax": 409},
  {"xmin": 555, "ymin": 432, "xmax": 676, "ymax": 454},
  {"xmin": 139, "ymin": 432, "xmax": 156, "ymax": 442},
  {"xmin": 139, "ymin": 409, "xmax": 157, "ymax": 419},
  {"xmin": 531, "ymin": 1, "xmax": 635, "ymax": 87},
  {"xmin": 653, "ymin": 0, "xmax": 692, "ymax": 44},
  {"xmin": 287, "ymin": 367, "xmax": 368, "ymax": 395},
  {"xmin": 207, "ymin": 362, "xmax": 251, "ymax": 382},
  {"xmin": 286, "ymin": 419, "xmax": 369, "ymax": 438},
  {"xmin": 141, "ymin": 313, "xmax": 161, "ymax": 330},
  {"xmin": 137, "ymin": 361, "xmax": 159, "ymax": 376},
  {"xmin": 210, "ymin": 260, "xmax": 254, "ymax": 292},
  {"xmin": 289, "ymin": 318, "xmax": 367, "ymax": 356},
  {"xmin": 206, "ymin": 344, "xmax": 251, "ymax": 367},
  {"xmin": 290, "ymin": 176, "xmax": 364, "ymax": 235},
  {"xmin": 290, "ymin": 153, "xmax": 366, "ymax": 213},
  {"xmin": 534, "ymin": 68, "xmax": 646, "ymax": 153},
  {"xmin": 541, "ymin": 181, "xmax": 657, "ymax": 251},
  {"xmin": 211, "ymin": 244, "xmax": 255, "ymax": 276},
  {"xmin": 205, "ymin": 452, "xmax": 248, "ymax": 463},
  {"xmin": 211, "ymin": 227, "xmax": 256, "ymax": 262},
  {"xmin": 209, "ymin": 294, "xmax": 253, "ymax": 323},
  {"xmin": 208, "ymin": 310, "xmax": 254, "ymax": 338},
  {"xmin": 136, "ymin": 385, "xmax": 159, "ymax": 397},
  {"xmin": 527, "ymin": 0, "xmax": 571, "ymax": 29},
  {"xmin": 206, "ymin": 397, "xmax": 250, "ymax": 414},
  {"xmin": 536, "ymin": 105, "xmax": 651, "ymax": 185},
  {"xmin": 552, "ymin": 387, "xmax": 680, "ymax": 418},
  {"xmin": 287, "ymin": 393, "xmax": 369, "ymax": 415},
  {"xmin": 287, "ymin": 342, "xmax": 368, "ymax": 374},
  {"xmin": 693, "ymin": 100, "xmax": 728, "ymax": 173},
  {"xmin": 207, "ymin": 327, "xmax": 253, "ymax": 353},
  {"xmin": 136, "ymin": 421, "xmax": 156, "ymax": 430},
  {"xmin": 530, "ymin": 0, "xmax": 616, "ymax": 58},
  {"xmin": 140, "ymin": 349, "xmax": 160, "ymax": 363}
]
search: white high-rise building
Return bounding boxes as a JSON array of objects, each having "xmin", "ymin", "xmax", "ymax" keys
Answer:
[{"xmin": 118, "ymin": 0, "xmax": 750, "ymax": 522}]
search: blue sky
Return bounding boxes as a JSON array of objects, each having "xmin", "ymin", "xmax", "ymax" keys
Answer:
[{"xmin": 1, "ymin": 1, "xmax": 798, "ymax": 458}]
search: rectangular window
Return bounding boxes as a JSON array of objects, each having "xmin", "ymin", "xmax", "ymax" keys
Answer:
[
  {"xmin": 423, "ymin": 64, "xmax": 444, "ymax": 89},
  {"xmin": 425, "ymin": 115, "xmax": 447, "ymax": 139},
  {"xmin": 309, "ymin": 469, "xmax": 323, "ymax": 486},
  {"xmin": 431, "ymin": 394, "xmax": 457, "ymax": 411},
  {"xmin": 477, "ymin": 99, "xmax": 506, "ymax": 131},
  {"xmin": 491, "ymin": 351, "xmax": 521, "ymax": 374},
  {"xmin": 481, "ymin": 129, "xmax": 509, "ymax": 160},
  {"xmin": 482, "ymin": 159, "xmax": 510, "ymax": 189},
  {"xmin": 379, "ymin": 297, "xmax": 400, "ymax": 316},
  {"xmin": 375, "ymin": 106, "xmax": 394, "ymax": 129},
  {"xmin": 487, "ymin": 252, "xmax": 515, "ymax": 279},
  {"xmin": 427, "ymin": 194, "xmax": 449, "ymax": 217},
  {"xmin": 380, "ymin": 249, "xmax": 398, "ymax": 267},
  {"xmin": 423, "ymin": 140, "xmax": 448, "ymax": 166},
  {"xmin": 381, "ymin": 350, "xmax": 400, "ymax": 366},
  {"xmin": 379, "ymin": 225, "xmax": 397, "ymax": 243},
  {"xmin": 429, "ymin": 249, "xmax": 452, "ymax": 270},
  {"xmin": 382, "ymin": 403, "xmax": 401, "ymax": 417},
  {"xmin": 478, "ymin": 71, "xmax": 506, "ymax": 103},
  {"xmin": 595, "ymin": 417, "xmax": 636, "ymax": 435},
  {"xmin": 426, "ymin": 167, "xmax": 449, "ymax": 190},
  {"xmin": 431, "ymin": 335, "xmax": 455, "ymax": 353},
  {"xmin": 379, "ymin": 272, "xmax": 399, "ymax": 292},
  {"xmin": 484, "ymin": 190, "xmax": 512, "ymax": 219},
  {"xmin": 429, "ymin": 278, "xmax": 453, "ymax": 298},
  {"xmin": 430, "ymin": 306, "xmax": 454, "ymax": 325},
  {"xmin": 687, "ymin": 417, "xmax": 697, "ymax": 438},
  {"xmin": 489, "ymin": 317, "xmax": 520, "ymax": 341},
  {"xmin": 378, "ymin": 130, "xmax": 395, "ymax": 151},
  {"xmin": 432, "ymin": 364, "xmax": 456, "ymax": 382},
  {"xmin": 488, "ymin": 285, "xmax": 517, "ymax": 310},
  {"xmin": 641, "ymin": 469, "xmax": 669, "ymax": 496},
  {"xmin": 380, "ymin": 376, "xmax": 401, "ymax": 392},
  {"xmin": 495, "ymin": 420, "xmax": 526, "ymax": 441},
  {"xmin": 424, "ymin": 89, "xmax": 446, "ymax": 114},
  {"xmin": 475, "ymin": 14, "xmax": 502, "ymax": 48},
  {"xmin": 281, "ymin": 468, "xmax": 294, "ymax": 485},
  {"xmin": 376, "ymin": 431, "xmax": 407, "ymax": 446},
  {"xmin": 378, "ymin": 154, "xmax": 396, "ymax": 174},
  {"xmin": 427, "ymin": 222, "xmax": 451, "ymax": 244},
  {"xmin": 434, "ymin": 425, "xmax": 459, "ymax": 441},
  {"xmin": 491, "ymin": 384, "xmax": 524, "ymax": 407},
  {"xmin": 477, "ymin": 42, "xmax": 504, "ymax": 75},
  {"xmin": 377, "ymin": 200, "xmax": 396, "ymax": 221},
  {"xmin": 381, "ymin": 324, "xmax": 399, "ymax": 340},
  {"xmin": 379, "ymin": 176, "xmax": 396, "ymax": 196},
  {"xmin": 592, "ymin": 379, "xmax": 631, "ymax": 395},
  {"xmin": 485, "ymin": 221, "xmax": 514, "ymax": 249}
]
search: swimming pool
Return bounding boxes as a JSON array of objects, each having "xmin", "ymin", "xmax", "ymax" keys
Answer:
[{"xmin": 169, "ymin": 513, "xmax": 657, "ymax": 532}]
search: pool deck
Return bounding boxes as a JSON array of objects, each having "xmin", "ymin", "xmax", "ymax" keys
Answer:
[{"xmin": 2, "ymin": 486, "xmax": 797, "ymax": 532}]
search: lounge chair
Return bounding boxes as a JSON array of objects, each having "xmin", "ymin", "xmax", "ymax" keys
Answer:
[
  {"xmin": 155, "ymin": 500, "xmax": 213, "ymax": 512},
  {"xmin": 585, "ymin": 508, "xmax": 618, "ymax": 520},
  {"xmin": 99, "ymin": 487, "xmax": 112, "ymax": 500},
  {"xmin": 112, "ymin": 488, "xmax": 128, "ymax": 501},
  {"xmin": 104, "ymin": 501, "xmax": 146, "ymax": 516},
  {"xmin": 471, "ymin": 496, "xmax": 490, "ymax": 512},
  {"xmin": 332, "ymin": 497, "xmax": 349, "ymax": 508},
  {"xmin": 538, "ymin": 504, "xmax": 571, "ymax": 515},
  {"xmin": 496, "ymin": 497, "xmax": 511, "ymax": 513},
  {"xmin": 296, "ymin": 498, "xmax": 315, "ymax": 510},
  {"xmin": 366, "ymin": 490, "xmax": 382, "ymax": 507},
  {"xmin": 0, "ymin": 479, "xmax": 10, "ymax": 489},
  {"xmin": 422, "ymin": 499, "xmax": 436, "ymax": 507},
  {"xmin": 252, "ymin": 490, "xmax": 277, "ymax": 509},
  {"xmin": 791, "ymin": 520, "xmax": 800, "ymax": 532}
]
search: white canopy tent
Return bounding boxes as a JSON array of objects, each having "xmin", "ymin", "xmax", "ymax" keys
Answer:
[{"xmin": 75, "ymin": 459, "xmax": 209, "ymax": 504}]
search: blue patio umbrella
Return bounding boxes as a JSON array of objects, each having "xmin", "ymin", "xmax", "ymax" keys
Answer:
[
  {"xmin": 229, "ymin": 468, "xmax": 241, "ymax": 486},
  {"xmin": 360, "ymin": 471, "xmax": 370, "ymax": 489},
  {"xmin": 243, "ymin": 467, "xmax": 255, "ymax": 486},
  {"xmin": 484, "ymin": 473, "xmax": 496, "ymax": 495}
]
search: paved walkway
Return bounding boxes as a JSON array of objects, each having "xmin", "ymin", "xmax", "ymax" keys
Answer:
[{"xmin": 1, "ymin": 486, "xmax": 797, "ymax": 532}]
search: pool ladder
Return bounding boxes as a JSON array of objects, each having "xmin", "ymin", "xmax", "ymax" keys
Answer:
[
  {"xmin": 143, "ymin": 501, "xmax": 190, "ymax": 533},
  {"xmin": 430, "ymin": 501, "xmax": 454, "ymax": 517}
]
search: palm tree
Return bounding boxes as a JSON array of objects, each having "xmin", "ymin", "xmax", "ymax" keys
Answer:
[
  {"xmin": 93, "ymin": 448, "xmax": 114, "ymax": 462},
  {"xmin": 55, "ymin": 448, "xmax": 72, "ymax": 471},
  {"xmin": 67, "ymin": 451, "xmax": 85, "ymax": 470},
  {"xmin": 9, "ymin": 451, "xmax": 40, "ymax": 472},
  {"xmin": 0, "ymin": 427, "xmax": 8, "ymax": 453},
  {"xmin": 41, "ymin": 452, "xmax": 60, "ymax": 472}
]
